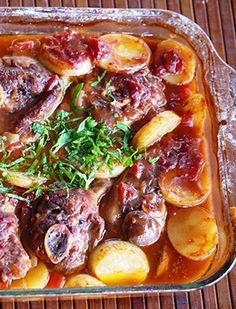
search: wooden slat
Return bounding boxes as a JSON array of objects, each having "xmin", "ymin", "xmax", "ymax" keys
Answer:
[
  {"xmin": 201, "ymin": 286, "xmax": 218, "ymax": 309},
  {"xmin": 127, "ymin": 0, "xmax": 141, "ymax": 8},
  {"xmin": 188, "ymin": 290, "xmax": 204, "ymax": 309},
  {"xmin": 15, "ymin": 302, "xmax": 29, "ymax": 309},
  {"xmin": 74, "ymin": 298, "xmax": 88, "ymax": 309},
  {"xmin": 0, "ymin": 302, "xmax": 15, "ymax": 309},
  {"xmin": 75, "ymin": 0, "xmax": 88, "ymax": 7},
  {"xmin": 117, "ymin": 297, "xmax": 132, "ymax": 309},
  {"xmin": 30, "ymin": 300, "xmax": 45, "ymax": 309},
  {"xmin": 166, "ymin": 0, "xmax": 180, "ymax": 12},
  {"xmin": 153, "ymin": 0, "xmax": 167, "ymax": 10},
  {"xmin": 192, "ymin": 0, "xmax": 210, "ymax": 36},
  {"xmin": 205, "ymin": 0, "xmax": 226, "ymax": 60},
  {"xmin": 160, "ymin": 294, "xmax": 175, "ymax": 309},
  {"xmin": 88, "ymin": 297, "xmax": 103, "ymax": 309},
  {"xmin": 102, "ymin": 0, "xmax": 114, "ymax": 8},
  {"xmin": 174, "ymin": 293, "xmax": 190, "ymax": 309},
  {"xmin": 0, "ymin": 0, "xmax": 8, "ymax": 6},
  {"xmin": 103, "ymin": 297, "xmax": 117, "ymax": 309},
  {"xmin": 229, "ymin": 266, "xmax": 236, "ymax": 309},
  {"xmin": 217, "ymin": 0, "xmax": 236, "ymax": 68},
  {"xmin": 131, "ymin": 295, "xmax": 146, "ymax": 309},
  {"xmin": 179, "ymin": 0, "xmax": 194, "ymax": 20},
  {"xmin": 114, "ymin": 0, "xmax": 128, "ymax": 8},
  {"xmin": 145, "ymin": 295, "xmax": 161, "ymax": 309},
  {"xmin": 59, "ymin": 297, "xmax": 74, "ymax": 309},
  {"xmin": 215, "ymin": 277, "xmax": 232, "ymax": 309}
]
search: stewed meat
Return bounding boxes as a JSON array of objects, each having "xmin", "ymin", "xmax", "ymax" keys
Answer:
[
  {"xmin": 78, "ymin": 69, "xmax": 166, "ymax": 127},
  {"xmin": 29, "ymin": 179, "xmax": 111, "ymax": 274},
  {"xmin": 0, "ymin": 56, "xmax": 52, "ymax": 113},
  {"xmin": 0, "ymin": 195, "xmax": 31, "ymax": 283},
  {"xmin": 101, "ymin": 159, "xmax": 167, "ymax": 247}
]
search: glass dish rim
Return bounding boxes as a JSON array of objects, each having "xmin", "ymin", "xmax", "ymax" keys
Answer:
[{"xmin": 0, "ymin": 7, "xmax": 235, "ymax": 297}]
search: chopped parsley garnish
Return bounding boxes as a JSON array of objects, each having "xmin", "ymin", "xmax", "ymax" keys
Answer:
[
  {"xmin": 0, "ymin": 111, "xmax": 142, "ymax": 201},
  {"xmin": 148, "ymin": 156, "xmax": 160, "ymax": 164},
  {"xmin": 70, "ymin": 82, "xmax": 84, "ymax": 112},
  {"xmin": 91, "ymin": 70, "xmax": 107, "ymax": 87}
]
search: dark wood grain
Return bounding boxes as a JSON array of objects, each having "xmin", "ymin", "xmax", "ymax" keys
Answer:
[{"xmin": 0, "ymin": 1, "xmax": 234, "ymax": 308}]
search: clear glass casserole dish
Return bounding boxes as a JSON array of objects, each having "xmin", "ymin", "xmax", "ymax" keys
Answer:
[{"xmin": 0, "ymin": 7, "xmax": 235, "ymax": 298}]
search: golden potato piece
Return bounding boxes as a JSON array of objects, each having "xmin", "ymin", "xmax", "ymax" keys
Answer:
[
  {"xmin": 154, "ymin": 39, "xmax": 196, "ymax": 85},
  {"xmin": 167, "ymin": 207, "xmax": 218, "ymax": 260},
  {"xmin": 132, "ymin": 111, "xmax": 181, "ymax": 149},
  {"xmin": 39, "ymin": 33, "xmax": 92, "ymax": 76},
  {"xmin": 94, "ymin": 162, "xmax": 127, "ymax": 179},
  {"xmin": 98, "ymin": 34, "xmax": 151, "ymax": 73},
  {"xmin": 4, "ymin": 171, "xmax": 46, "ymax": 189},
  {"xmin": 88, "ymin": 240, "xmax": 150, "ymax": 285},
  {"xmin": 10, "ymin": 262, "xmax": 49, "ymax": 289},
  {"xmin": 64, "ymin": 274, "xmax": 105, "ymax": 287},
  {"xmin": 158, "ymin": 168, "xmax": 210, "ymax": 207},
  {"xmin": 183, "ymin": 93, "xmax": 207, "ymax": 132}
]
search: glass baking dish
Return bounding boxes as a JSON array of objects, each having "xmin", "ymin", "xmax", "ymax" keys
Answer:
[{"xmin": 0, "ymin": 7, "xmax": 235, "ymax": 299}]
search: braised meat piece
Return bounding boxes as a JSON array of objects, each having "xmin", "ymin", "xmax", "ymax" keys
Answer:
[
  {"xmin": 78, "ymin": 69, "xmax": 166, "ymax": 127},
  {"xmin": 0, "ymin": 56, "xmax": 52, "ymax": 113},
  {"xmin": 101, "ymin": 159, "xmax": 167, "ymax": 247},
  {"xmin": 0, "ymin": 195, "xmax": 31, "ymax": 283},
  {"xmin": 14, "ymin": 76, "xmax": 64, "ymax": 144},
  {"xmin": 29, "ymin": 179, "xmax": 111, "ymax": 274}
]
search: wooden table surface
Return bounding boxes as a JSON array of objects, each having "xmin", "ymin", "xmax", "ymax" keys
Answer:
[{"xmin": 0, "ymin": 0, "xmax": 235, "ymax": 308}]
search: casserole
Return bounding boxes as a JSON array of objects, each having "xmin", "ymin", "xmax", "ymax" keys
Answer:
[{"xmin": 0, "ymin": 7, "xmax": 234, "ymax": 298}]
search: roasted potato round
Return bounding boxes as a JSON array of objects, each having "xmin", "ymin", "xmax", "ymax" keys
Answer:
[
  {"xmin": 98, "ymin": 34, "xmax": 151, "ymax": 73},
  {"xmin": 64, "ymin": 274, "xmax": 105, "ymax": 287},
  {"xmin": 94, "ymin": 162, "xmax": 127, "ymax": 179},
  {"xmin": 158, "ymin": 168, "xmax": 211, "ymax": 207},
  {"xmin": 132, "ymin": 111, "xmax": 181, "ymax": 149},
  {"xmin": 88, "ymin": 240, "xmax": 150, "ymax": 285},
  {"xmin": 4, "ymin": 171, "xmax": 46, "ymax": 189},
  {"xmin": 167, "ymin": 207, "xmax": 218, "ymax": 260},
  {"xmin": 183, "ymin": 93, "xmax": 207, "ymax": 133},
  {"xmin": 39, "ymin": 33, "xmax": 93, "ymax": 76},
  {"xmin": 10, "ymin": 262, "xmax": 49, "ymax": 289},
  {"xmin": 153, "ymin": 39, "xmax": 196, "ymax": 85}
]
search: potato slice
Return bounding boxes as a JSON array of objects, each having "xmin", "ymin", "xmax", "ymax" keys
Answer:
[
  {"xmin": 4, "ymin": 171, "xmax": 46, "ymax": 189},
  {"xmin": 132, "ymin": 111, "xmax": 181, "ymax": 149},
  {"xmin": 98, "ymin": 34, "xmax": 151, "ymax": 73},
  {"xmin": 167, "ymin": 207, "xmax": 218, "ymax": 260},
  {"xmin": 10, "ymin": 262, "xmax": 49, "ymax": 289},
  {"xmin": 88, "ymin": 240, "xmax": 149, "ymax": 285},
  {"xmin": 39, "ymin": 34, "xmax": 92, "ymax": 76},
  {"xmin": 94, "ymin": 162, "xmax": 127, "ymax": 179},
  {"xmin": 158, "ymin": 168, "xmax": 210, "ymax": 207},
  {"xmin": 64, "ymin": 274, "xmax": 105, "ymax": 287},
  {"xmin": 153, "ymin": 39, "xmax": 196, "ymax": 85},
  {"xmin": 183, "ymin": 93, "xmax": 207, "ymax": 132}
]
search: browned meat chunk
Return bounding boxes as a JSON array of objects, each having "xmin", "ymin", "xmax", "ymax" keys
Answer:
[
  {"xmin": 14, "ymin": 77, "xmax": 64, "ymax": 144},
  {"xmin": 29, "ymin": 179, "xmax": 111, "ymax": 274},
  {"xmin": 78, "ymin": 69, "xmax": 166, "ymax": 127},
  {"xmin": 101, "ymin": 159, "xmax": 167, "ymax": 247},
  {"xmin": 0, "ymin": 195, "xmax": 31, "ymax": 283},
  {"xmin": 0, "ymin": 56, "xmax": 52, "ymax": 113}
]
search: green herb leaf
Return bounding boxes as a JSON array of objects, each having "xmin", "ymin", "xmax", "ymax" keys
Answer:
[
  {"xmin": 91, "ymin": 70, "xmax": 107, "ymax": 87},
  {"xmin": 70, "ymin": 82, "xmax": 84, "ymax": 111}
]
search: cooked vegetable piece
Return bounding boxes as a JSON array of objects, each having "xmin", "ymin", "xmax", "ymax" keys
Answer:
[
  {"xmin": 98, "ymin": 34, "xmax": 151, "ymax": 73},
  {"xmin": 39, "ymin": 33, "xmax": 93, "ymax": 76},
  {"xmin": 153, "ymin": 39, "xmax": 196, "ymax": 85},
  {"xmin": 88, "ymin": 240, "xmax": 149, "ymax": 285},
  {"xmin": 183, "ymin": 93, "xmax": 207, "ymax": 133},
  {"xmin": 64, "ymin": 274, "xmax": 105, "ymax": 287},
  {"xmin": 4, "ymin": 171, "xmax": 46, "ymax": 189},
  {"xmin": 132, "ymin": 111, "xmax": 181, "ymax": 148},
  {"xmin": 167, "ymin": 207, "xmax": 218, "ymax": 260},
  {"xmin": 94, "ymin": 162, "xmax": 127, "ymax": 179},
  {"xmin": 10, "ymin": 262, "xmax": 49, "ymax": 289},
  {"xmin": 156, "ymin": 244, "xmax": 171, "ymax": 277},
  {"xmin": 158, "ymin": 168, "xmax": 210, "ymax": 207}
]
